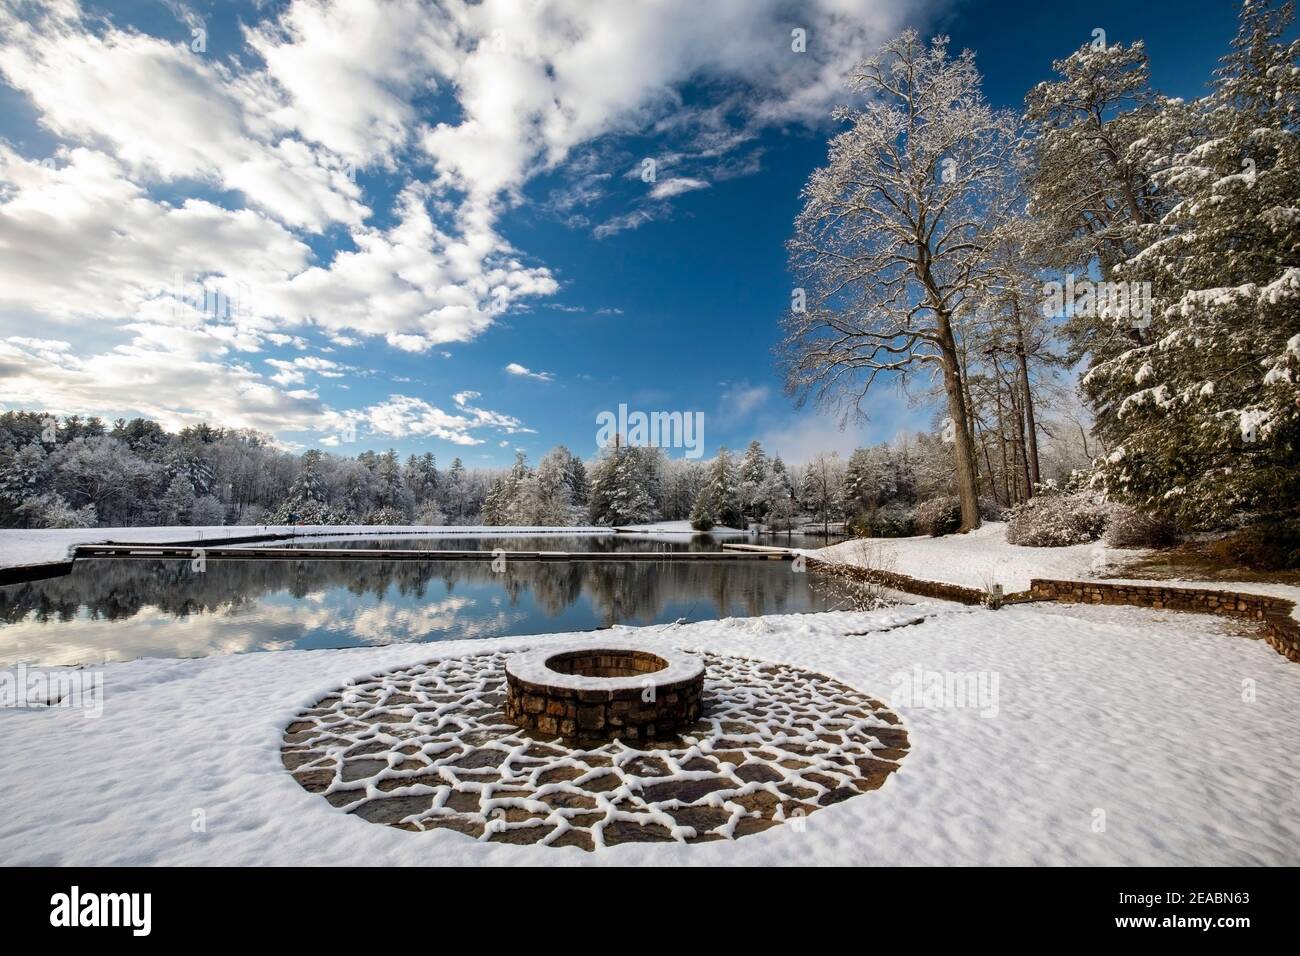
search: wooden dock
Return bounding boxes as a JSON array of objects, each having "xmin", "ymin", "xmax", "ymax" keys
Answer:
[{"xmin": 72, "ymin": 544, "xmax": 794, "ymax": 563}]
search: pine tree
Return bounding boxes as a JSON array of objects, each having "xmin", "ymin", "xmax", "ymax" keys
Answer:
[
  {"xmin": 737, "ymin": 440, "xmax": 770, "ymax": 528},
  {"xmin": 1085, "ymin": 0, "xmax": 1300, "ymax": 526},
  {"xmin": 695, "ymin": 447, "xmax": 740, "ymax": 528},
  {"xmin": 587, "ymin": 443, "xmax": 659, "ymax": 525},
  {"xmin": 1023, "ymin": 38, "xmax": 1166, "ymax": 280}
]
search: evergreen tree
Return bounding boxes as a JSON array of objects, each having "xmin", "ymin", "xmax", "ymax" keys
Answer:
[
  {"xmin": 1085, "ymin": 0, "xmax": 1300, "ymax": 526},
  {"xmin": 695, "ymin": 447, "xmax": 740, "ymax": 528},
  {"xmin": 737, "ymin": 440, "xmax": 770, "ymax": 528}
]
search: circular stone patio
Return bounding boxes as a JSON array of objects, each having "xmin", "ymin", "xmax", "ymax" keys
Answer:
[{"xmin": 281, "ymin": 648, "xmax": 909, "ymax": 851}]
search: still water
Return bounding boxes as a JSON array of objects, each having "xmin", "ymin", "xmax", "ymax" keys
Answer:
[{"xmin": 0, "ymin": 535, "xmax": 836, "ymax": 667}]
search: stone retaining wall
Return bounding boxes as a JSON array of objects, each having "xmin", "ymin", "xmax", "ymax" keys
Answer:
[
  {"xmin": 805, "ymin": 556, "xmax": 989, "ymax": 606},
  {"xmin": 1029, "ymin": 579, "xmax": 1300, "ymax": 664}
]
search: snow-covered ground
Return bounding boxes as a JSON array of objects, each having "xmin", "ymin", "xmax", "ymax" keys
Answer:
[
  {"xmin": 2, "ymin": 603, "xmax": 1296, "ymax": 865},
  {"xmin": 0, "ymin": 525, "xmax": 612, "ymax": 571},
  {"xmin": 814, "ymin": 521, "xmax": 1117, "ymax": 592},
  {"xmin": 814, "ymin": 521, "xmax": 1300, "ymax": 620}
]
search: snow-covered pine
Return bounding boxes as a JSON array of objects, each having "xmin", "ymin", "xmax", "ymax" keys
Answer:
[
  {"xmin": 586, "ymin": 443, "xmax": 662, "ymax": 526},
  {"xmin": 691, "ymin": 447, "xmax": 740, "ymax": 529},
  {"xmin": 737, "ymin": 440, "xmax": 771, "ymax": 528},
  {"xmin": 1023, "ymin": 39, "xmax": 1167, "ymax": 282},
  {"xmin": 1084, "ymin": 0, "xmax": 1300, "ymax": 526}
]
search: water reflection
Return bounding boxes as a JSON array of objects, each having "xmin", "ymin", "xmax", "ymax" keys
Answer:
[{"xmin": 0, "ymin": 537, "xmax": 834, "ymax": 666}]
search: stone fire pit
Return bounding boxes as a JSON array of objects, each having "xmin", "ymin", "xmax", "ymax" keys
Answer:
[{"xmin": 503, "ymin": 642, "xmax": 704, "ymax": 744}]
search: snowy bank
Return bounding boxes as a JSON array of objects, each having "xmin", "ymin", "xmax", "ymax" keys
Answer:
[
  {"xmin": 815, "ymin": 521, "xmax": 1112, "ymax": 593},
  {"xmin": 814, "ymin": 522, "xmax": 1300, "ymax": 623},
  {"xmin": 2, "ymin": 604, "xmax": 1297, "ymax": 866}
]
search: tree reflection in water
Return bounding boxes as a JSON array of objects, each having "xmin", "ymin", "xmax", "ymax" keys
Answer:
[{"xmin": 0, "ymin": 537, "xmax": 834, "ymax": 666}]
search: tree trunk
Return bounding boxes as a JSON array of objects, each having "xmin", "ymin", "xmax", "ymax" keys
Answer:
[
  {"xmin": 993, "ymin": 366, "xmax": 1011, "ymax": 505},
  {"xmin": 1012, "ymin": 301, "xmax": 1041, "ymax": 492},
  {"xmin": 1009, "ymin": 377, "xmax": 1031, "ymax": 501},
  {"xmin": 937, "ymin": 317, "xmax": 982, "ymax": 532}
]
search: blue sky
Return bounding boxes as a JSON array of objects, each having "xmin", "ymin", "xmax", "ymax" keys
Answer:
[{"xmin": 0, "ymin": 0, "xmax": 1246, "ymax": 466}]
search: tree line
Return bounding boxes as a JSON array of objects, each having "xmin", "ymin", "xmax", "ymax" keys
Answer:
[{"xmin": 0, "ymin": 409, "xmax": 1088, "ymax": 532}]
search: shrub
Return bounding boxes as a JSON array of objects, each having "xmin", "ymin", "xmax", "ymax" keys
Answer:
[
  {"xmin": 690, "ymin": 515, "xmax": 715, "ymax": 532},
  {"xmin": 190, "ymin": 495, "xmax": 226, "ymax": 527},
  {"xmin": 1006, "ymin": 492, "xmax": 1111, "ymax": 547},
  {"xmin": 268, "ymin": 499, "xmax": 351, "ymax": 525},
  {"xmin": 847, "ymin": 504, "xmax": 915, "ymax": 538},
  {"xmin": 810, "ymin": 541, "xmax": 897, "ymax": 611},
  {"xmin": 365, "ymin": 506, "xmax": 407, "ymax": 526},
  {"xmin": 1208, "ymin": 520, "xmax": 1300, "ymax": 570},
  {"xmin": 913, "ymin": 495, "xmax": 961, "ymax": 536},
  {"xmin": 16, "ymin": 493, "xmax": 97, "ymax": 529},
  {"xmin": 875, "ymin": 504, "xmax": 916, "ymax": 538},
  {"xmin": 414, "ymin": 501, "xmax": 446, "ymax": 526},
  {"xmin": 1104, "ymin": 506, "xmax": 1178, "ymax": 549}
]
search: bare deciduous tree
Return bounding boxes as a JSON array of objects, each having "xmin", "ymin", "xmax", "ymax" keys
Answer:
[{"xmin": 782, "ymin": 30, "xmax": 1022, "ymax": 531}]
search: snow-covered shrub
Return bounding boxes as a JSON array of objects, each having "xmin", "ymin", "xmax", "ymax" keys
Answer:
[
  {"xmin": 848, "ymin": 503, "xmax": 916, "ymax": 538},
  {"xmin": 912, "ymin": 496, "xmax": 1004, "ymax": 536},
  {"xmin": 190, "ymin": 495, "xmax": 226, "ymax": 526},
  {"xmin": 235, "ymin": 504, "xmax": 266, "ymax": 526},
  {"xmin": 414, "ymin": 501, "xmax": 445, "ymax": 526},
  {"xmin": 913, "ymin": 495, "xmax": 962, "ymax": 536},
  {"xmin": 1104, "ymin": 506, "xmax": 1177, "ymax": 549},
  {"xmin": 364, "ymin": 506, "xmax": 406, "ymax": 526},
  {"xmin": 268, "ymin": 499, "xmax": 350, "ymax": 525},
  {"xmin": 1006, "ymin": 492, "xmax": 1111, "ymax": 547},
  {"xmin": 15, "ymin": 493, "xmax": 97, "ymax": 529},
  {"xmin": 690, "ymin": 514, "xmax": 715, "ymax": 532}
]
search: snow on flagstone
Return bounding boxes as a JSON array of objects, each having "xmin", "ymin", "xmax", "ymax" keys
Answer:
[
  {"xmin": 282, "ymin": 649, "xmax": 910, "ymax": 850},
  {"xmin": 2, "ymin": 602, "xmax": 1297, "ymax": 866}
]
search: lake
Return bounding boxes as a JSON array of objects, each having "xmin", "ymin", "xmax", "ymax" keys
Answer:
[{"xmin": 0, "ymin": 534, "xmax": 839, "ymax": 667}]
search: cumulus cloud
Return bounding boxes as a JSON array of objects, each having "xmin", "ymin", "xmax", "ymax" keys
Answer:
[{"xmin": 0, "ymin": 0, "xmax": 933, "ymax": 445}]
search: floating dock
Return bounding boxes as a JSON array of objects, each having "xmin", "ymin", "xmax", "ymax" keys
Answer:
[{"xmin": 72, "ymin": 544, "xmax": 795, "ymax": 563}]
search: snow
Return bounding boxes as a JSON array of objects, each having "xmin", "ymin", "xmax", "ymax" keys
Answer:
[
  {"xmin": 0, "ymin": 525, "xmax": 613, "ymax": 571},
  {"xmin": 3, "ymin": 602, "xmax": 1297, "ymax": 865},
  {"xmin": 815, "ymin": 522, "xmax": 1112, "ymax": 593},
  {"xmin": 816, "ymin": 523, "xmax": 1300, "ymax": 622},
  {"xmin": 505, "ymin": 640, "xmax": 703, "ymax": 692},
  {"xmin": 612, "ymin": 520, "xmax": 747, "ymax": 535}
]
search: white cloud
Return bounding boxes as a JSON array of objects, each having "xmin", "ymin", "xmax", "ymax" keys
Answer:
[
  {"xmin": 0, "ymin": 1, "xmax": 366, "ymax": 231},
  {"xmin": 245, "ymin": 0, "xmax": 458, "ymax": 166},
  {"xmin": 0, "ymin": 0, "xmax": 935, "ymax": 446},
  {"xmin": 0, "ymin": 335, "xmax": 328, "ymax": 435},
  {"xmin": 328, "ymin": 392, "xmax": 534, "ymax": 446},
  {"xmin": 649, "ymin": 176, "xmax": 710, "ymax": 200},
  {"xmin": 719, "ymin": 382, "xmax": 771, "ymax": 420},
  {"xmin": 504, "ymin": 362, "xmax": 554, "ymax": 382}
]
